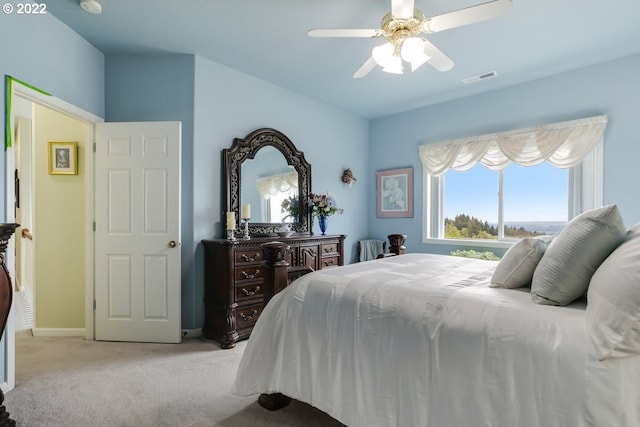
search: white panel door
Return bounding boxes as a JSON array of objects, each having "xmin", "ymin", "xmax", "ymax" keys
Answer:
[{"xmin": 95, "ymin": 122, "xmax": 181, "ymax": 343}]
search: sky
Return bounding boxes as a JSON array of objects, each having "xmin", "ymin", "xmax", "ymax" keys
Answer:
[{"xmin": 444, "ymin": 162, "xmax": 568, "ymax": 223}]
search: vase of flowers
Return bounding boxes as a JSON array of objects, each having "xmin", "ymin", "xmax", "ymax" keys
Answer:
[
  {"xmin": 280, "ymin": 195, "xmax": 299, "ymax": 223},
  {"xmin": 307, "ymin": 192, "xmax": 343, "ymax": 235}
]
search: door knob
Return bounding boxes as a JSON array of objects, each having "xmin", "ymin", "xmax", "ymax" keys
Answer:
[{"xmin": 168, "ymin": 240, "xmax": 177, "ymax": 248}]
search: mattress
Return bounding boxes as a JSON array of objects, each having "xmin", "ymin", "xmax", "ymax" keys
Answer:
[{"xmin": 233, "ymin": 253, "xmax": 640, "ymax": 427}]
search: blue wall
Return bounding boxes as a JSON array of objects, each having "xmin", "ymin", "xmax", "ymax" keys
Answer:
[
  {"xmin": 105, "ymin": 55, "xmax": 370, "ymax": 329},
  {"xmin": 191, "ymin": 57, "xmax": 370, "ymax": 329},
  {"xmin": 0, "ymin": 13, "xmax": 104, "ymax": 210},
  {"xmin": 369, "ymin": 53, "xmax": 640, "ymax": 255},
  {"xmin": 6, "ymin": 10, "xmax": 639, "ymax": 337},
  {"xmin": 0, "ymin": 12, "xmax": 104, "ymax": 387},
  {"xmin": 104, "ymin": 54, "xmax": 197, "ymax": 329}
]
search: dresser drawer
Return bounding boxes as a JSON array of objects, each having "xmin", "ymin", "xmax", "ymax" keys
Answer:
[
  {"xmin": 321, "ymin": 256, "xmax": 340, "ymax": 268},
  {"xmin": 235, "ymin": 283, "xmax": 263, "ymax": 302},
  {"xmin": 321, "ymin": 243, "xmax": 338, "ymax": 255},
  {"xmin": 236, "ymin": 303, "xmax": 263, "ymax": 330},
  {"xmin": 234, "ymin": 265, "xmax": 263, "ymax": 282},
  {"xmin": 235, "ymin": 249, "xmax": 263, "ymax": 265}
]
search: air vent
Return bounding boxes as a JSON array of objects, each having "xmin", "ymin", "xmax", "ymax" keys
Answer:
[{"xmin": 462, "ymin": 71, "xmax": 497, "ymax": 84}]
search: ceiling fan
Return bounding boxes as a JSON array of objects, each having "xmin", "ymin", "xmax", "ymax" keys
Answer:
[{"xmin": 308, "ymin": 0, "xmax": 513, "ymax": 78}]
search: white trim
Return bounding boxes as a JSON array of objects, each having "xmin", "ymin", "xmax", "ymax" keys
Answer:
[
  {"xmin": 423, "ymin": 238, "xmax": 514, "ymax": 249},
  {"xmin": 9, "ymin": 82, "xmax": 103, "ymax": 351},
  {"xmin": 13, "ymin": 86, "xmax": 102, "ymax": 124},
  {"xmin": 181, "ymin": 328, "xmax": 203, "ymax": 339},
  {"xmin": 31, "ymin": 328, "xmax": 86, "ymax": 337}
]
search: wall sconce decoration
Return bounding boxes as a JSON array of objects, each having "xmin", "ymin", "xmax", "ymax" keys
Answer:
[{"xmin": 341, "ymin": 168, "xmax": 357, "ymax": 186}]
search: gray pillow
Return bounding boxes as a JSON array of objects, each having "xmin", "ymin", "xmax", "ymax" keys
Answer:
[
  {"xmin": 490, "ymin": 237, "xmax": 549, "ymax": 289},
  {"xmin": 531, "ymin": 205, "xmax": 626, "ymax": 306},
  {"xmin": 587, "ymin": 225, "xmax": 640, "ymax": 360}
]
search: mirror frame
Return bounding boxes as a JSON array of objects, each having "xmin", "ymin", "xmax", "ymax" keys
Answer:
[{"xmin": 224, "ymin": 128, "xmax": 312, "ymax": 235}]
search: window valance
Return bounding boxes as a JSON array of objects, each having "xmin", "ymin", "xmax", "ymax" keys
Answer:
[
  {"xmin": 419, "ymin": 115, "xmax": 608, "ymax": 176},
  {"xmin": 256, "ymin": 171, "xmax": 298, "ymax": 198}
]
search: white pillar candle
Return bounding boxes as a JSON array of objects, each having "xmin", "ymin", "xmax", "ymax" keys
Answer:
[
  {"xmin": 242, "ymin": 204, "xmax": 251, "ymax": 219},
  {"xmin": 226, "ymin": 212, "xmax": 236, "ymax": 230}
]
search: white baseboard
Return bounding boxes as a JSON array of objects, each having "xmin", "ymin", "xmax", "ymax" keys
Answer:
[
  {"xmin": 181, "ymin": 328, "xmax": 202, "ymax": 339},
  {"xmin": 31, "ymin": 328, "xmax": 85, "ymax": 337}
]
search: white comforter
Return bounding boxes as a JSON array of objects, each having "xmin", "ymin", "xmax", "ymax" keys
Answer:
[{"xmin": 233, "ymin": 254, "xmax": 640, "ymax": 427}]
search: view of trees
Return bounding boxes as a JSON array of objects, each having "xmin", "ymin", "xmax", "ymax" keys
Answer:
[{"xmin": 445, "ymin": 214, "xmax": 546, "ymax": 239}]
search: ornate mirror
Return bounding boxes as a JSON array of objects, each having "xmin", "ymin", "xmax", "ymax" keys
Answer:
[{"xmin": 224, "ymin": 128, "xmax": 312, "ymax": 235}]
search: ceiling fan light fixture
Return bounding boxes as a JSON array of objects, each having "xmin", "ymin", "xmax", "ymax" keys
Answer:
[
  {"xmin": 400, "ymin": 37, "xmax": 430, "ymax": 71},
  {"xmin": 382, "ymin": 56, "xmax": 404, "ymax": 74},
  {"xmin": 372, "ymin": 43, "xmax": 395, "ymax": 68},
  {"xmin": 373, "ymin": 42, "xmax": 404, "ymax": 74}
]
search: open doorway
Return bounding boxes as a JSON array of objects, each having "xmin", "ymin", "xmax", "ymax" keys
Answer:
[
  {"xmin": 11, "ymin": 105, "xmax": 34, "ymax": 333},
  {"xmin": 4, "ymin": 80, "xmax": 100, "ymax": 391}
]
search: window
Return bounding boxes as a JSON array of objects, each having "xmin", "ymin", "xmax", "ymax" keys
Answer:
[
  {"xmin": 420, "ymin": 116, "xmax": 607, "ymax": 247},
  {"xmin": 263, "ymin": 188, "xmax": 297, "ymax": 223},
  {"xmin": 442, "ymin": 163, "xmax": 568, "ymax": 242}
]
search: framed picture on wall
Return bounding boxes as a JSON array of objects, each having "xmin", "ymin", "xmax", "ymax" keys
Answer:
[
  {"xmin": 48, "ymin": 141, "xmax": 78, "ymax": 175},
  {"xmin": 376, "ymin": 167, "xmax": 413, "ymax": 218}
]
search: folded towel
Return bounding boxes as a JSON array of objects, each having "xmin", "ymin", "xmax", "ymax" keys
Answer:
[{"xmin": 359, "ymin": 240, "xmax": 385, "ymax": 262}]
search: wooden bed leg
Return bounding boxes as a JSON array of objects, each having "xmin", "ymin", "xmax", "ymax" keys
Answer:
[
  {"xmin": 258, "ymin": 393, "xmax": 292, "ymax": 411},
  {"xmin": 258, "ymin": 243, "xmax": 296, "ymax": 412},
  {"xmin": 261, "ymin": 242, "xmax": 291, "ymax": 306}
]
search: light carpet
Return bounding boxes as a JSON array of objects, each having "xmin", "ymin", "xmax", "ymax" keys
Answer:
[{"xmin": 4, "ymin": 330, "xmax": 344, "ymax": 427}]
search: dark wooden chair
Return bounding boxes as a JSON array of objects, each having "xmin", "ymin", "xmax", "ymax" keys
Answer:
[
  {"xmin": 0, "ymin": 224, "xmax": 18, "ymax": 427},
  {"xmin": 376, "ymin": 234, "xmax": 407, "ymax": 259}
]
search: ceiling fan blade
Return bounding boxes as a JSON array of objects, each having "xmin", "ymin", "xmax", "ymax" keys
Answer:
[
  {"xmin": 353, "ymin": 57, "xmax": 377, "ymax": 79},
  {"xmin": 423, "ymin": 39, "xmax": 454, "ymax": 72},
  {"xmin": 391, "ymin": 0, "xmax": 415, "ymax": 19},
  {"xmin": 308, "ymin": 29, "xmax": 380, "ymax": 38},
  {"xmin": 422, "ymin": 0, "xmax": 512, "ymax": 33}
]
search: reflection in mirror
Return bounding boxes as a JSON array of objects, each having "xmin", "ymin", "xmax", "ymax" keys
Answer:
[{"xmin": 241, "ymin": 146, "xmax": 298, "ymax": 223}]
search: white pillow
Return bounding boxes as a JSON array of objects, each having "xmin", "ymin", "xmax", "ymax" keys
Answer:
[
  {"xmin": 531, "ymin": 205, "xmax": 626, "ymax": 306},
  {"xmin": 490, "ymin": 237, "xmax": 549, "ymax": 289},
  {"xmin": 587, "ymin": 224, "xmax": 640, "ymax": 360}
]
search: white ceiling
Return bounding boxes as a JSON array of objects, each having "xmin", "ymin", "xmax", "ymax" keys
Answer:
[{"xmin": 43, "ymin": 0, "xmax": 640, "ymax": 119}]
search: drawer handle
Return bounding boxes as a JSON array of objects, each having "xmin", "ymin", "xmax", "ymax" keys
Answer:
[
  {"xmin": 241, "ymin": 269, "xmax": 260, "ymax": 279},
  {"xmin": 324, "ymin": 259, "xmax": 335, "ymax": 267},
  {"xmin": 241, "ymin": 286, "xmax": 260, "ymax": 297},
  {"xmin": 323, "ymin": 247, "xmax": 332, "ymax": 253},
  {"xmin": 240, "ymin": 309, "xmax": 258, "ymax": 321},
  {"xmin": 241, "ymin": 253, "xmax": 260, "ymax": 262}
]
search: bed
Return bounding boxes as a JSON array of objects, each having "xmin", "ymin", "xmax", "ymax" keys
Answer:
[{"xmin": 233, "ymin": 206, "xmax": 640, "ymax": 427}]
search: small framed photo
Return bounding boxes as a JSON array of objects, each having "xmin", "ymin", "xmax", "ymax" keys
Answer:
[
  {"xmin": 376, "ymin": 167, "xmax": 413, "ymax": 218},
  {"xmin": 48, "ymin": 141, "xmax": 78, "ymax": 175}
]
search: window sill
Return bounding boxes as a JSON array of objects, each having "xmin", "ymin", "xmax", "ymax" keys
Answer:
[{"xmin": 422, "ymin": 238, "xmax": 514, "ymax": 249}]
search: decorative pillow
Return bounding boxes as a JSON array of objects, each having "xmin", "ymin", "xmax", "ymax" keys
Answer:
[
  {"xmin": 587, "ymin": 225, "xmax": 640, "ymax": 360},
  {"xmin": 490, "ymin": 237, "xmax": 550, "ymax": 289},
  {"xmin": 531, "ymin": 205, "xmax": 626, "ymax": 306},
  {"xmin": 628, "ymin": 222, "xmax": 640, "ymax": 235}
]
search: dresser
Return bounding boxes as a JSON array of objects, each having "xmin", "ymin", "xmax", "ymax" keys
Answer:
[{"xmin": 202, "ymin": 234, "xmax": 345, "ymax": 348}]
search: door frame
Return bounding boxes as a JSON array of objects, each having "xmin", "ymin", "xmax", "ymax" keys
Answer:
[{"xmin": 5, "ymin": 82, "xmax": 102, "ymax": 389}]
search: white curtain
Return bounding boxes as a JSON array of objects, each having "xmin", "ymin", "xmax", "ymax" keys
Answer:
[
  {"xmin": 256, "ymin": 171, "xmax": 298, "ymax": 198},
  {"xmin": 419, "ymin": 115, "xmax": 608, "ymax": 176}
]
